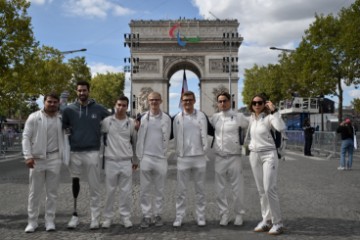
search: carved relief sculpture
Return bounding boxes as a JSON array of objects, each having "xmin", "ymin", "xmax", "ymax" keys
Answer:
[{"xmin": 138, "ymin": 87, "xmax": 154, "ymax": 113}]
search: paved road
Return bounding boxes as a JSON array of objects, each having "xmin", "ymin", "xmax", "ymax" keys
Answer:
[{"xmin": 0, "ymin": 146, "xmax": 359, "ymax": 240}]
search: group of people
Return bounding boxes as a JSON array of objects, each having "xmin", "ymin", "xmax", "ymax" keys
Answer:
[{"xmin": 22, "ymin": 81, "xmax": 286, "ymax": 236}]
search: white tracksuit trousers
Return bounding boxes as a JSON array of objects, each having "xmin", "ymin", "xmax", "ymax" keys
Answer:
[
  {"xmin": 214, "ymin": 154, "xmax": 245, "ymax": 217},
  {"xmin": 140, "ymin": 155, "xmax": 168, "ymax": 218},
  {"xmin": 175, "ymin": 157, "xmax": 206, "ymax": 220},
  {"xmin": 27, "ymin": 153, "xmax": 62, "ymax": 224},
  {"xmin": 69, "ymin": 151, "xmax": 102, "ymax": 221},
  {"xmin": 103, "ymin": 159, "xmax": 132, "ymax": 220},
  {"xmin": 249, "ymin": 150, "xmax": 282, "ymax": 224}
]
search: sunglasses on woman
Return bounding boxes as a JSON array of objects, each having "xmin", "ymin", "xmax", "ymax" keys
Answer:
[{"xmin": 252, "ymin": 101, "xmax": 264, "ymax": 106}]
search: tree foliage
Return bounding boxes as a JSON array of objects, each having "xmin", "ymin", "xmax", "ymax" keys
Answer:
[
  {"xmin": 90, "ymin": 72, "xmax": 125, "ymax": 109},
  {"xmin": 65, "ymin": 57, "xmax": 92, "ymax": 102}
]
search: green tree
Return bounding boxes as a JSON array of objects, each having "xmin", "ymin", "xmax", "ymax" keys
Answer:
[
  {"xmin": 352, "ymin": 98, "xmax": 360, "ymax": 114},
  {"xmin": 90, "ymin": 72, "xmax": 125, "ymax": 109},
  {"xmin": 0, "ymin": 0, "xmax": 36, "ymax": 117}
]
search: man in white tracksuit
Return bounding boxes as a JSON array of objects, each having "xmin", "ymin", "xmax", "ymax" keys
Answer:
[
  {"xmin": 100, "ymin": 96, "xmax": 138, "ymax": 229},
  {"xmin": 172, "ymin": 91, "xmax": 209, "ymax": 227},
  {"xmin": 136, "ymin": 92, "xmax": 171, "ymax": 228},
  {"xmin": 211, "ymin": 92, "xmax": 249, "ymax": 226},
  {"xmin": 22, "ymin": 93, "xmax": 64, "ymax": 233}
]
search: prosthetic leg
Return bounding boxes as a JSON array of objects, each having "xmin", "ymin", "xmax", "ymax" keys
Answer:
[
  {"xmin": 67, "ymin": 177, "xmax": 80, "ymax": 229},
  {"xmin": 72, "ymin": 177, "xmax": 80, "ymax": 216}
]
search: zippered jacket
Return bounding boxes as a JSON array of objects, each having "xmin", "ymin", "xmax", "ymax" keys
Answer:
[
  {"xmin": 22, "ymin": 110, "xmax": 64, "ymax": 160},
  {"xmin": 173, "ymin": 110, "xmax": 208, "ymax": 157},
  {"xmin": 211, "ymin": 110, "xmax": 249, "ymax": 155},
  {"xmin": 101, "ymin": 115, "xmax": 138, "ymax": 164},
  {"xmin": 248, "ymin": 111, "xmax": 286, "ymax": 152},
  {"xmin": 136, "ymin": 111, "xmax": 171, "ymax": 161}
]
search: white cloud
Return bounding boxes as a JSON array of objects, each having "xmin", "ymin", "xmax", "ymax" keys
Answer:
[
  {"xmin": 63, "ymin": 0, "xmax": 134, "ymax": 18},
  {"xmin": 349, "ymin": 89, "xmax": 360, "ymax": 99},
  {"xmin": 28, "ymin": 0, "xmax": 52, "ymax": 4},
  {"xmin": 89, "ymin": 62, "xmax": 123, "ymax": 76}
]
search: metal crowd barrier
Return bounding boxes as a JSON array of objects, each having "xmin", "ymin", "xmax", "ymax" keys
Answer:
[
  {"xmin": 0, "ymin": 133, "xmax": 22, "ymax": 158},
  {"xmin": 284, "ymin": 130, "xmax": 359, "ymax": 159}
]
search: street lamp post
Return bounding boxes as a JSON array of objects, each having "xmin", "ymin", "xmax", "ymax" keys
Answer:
[
  {"xmin": 223, "ymin": 32, "xmax": 241, "ymax": 109},
  {"xmin": 269, "ymin": 46, "xmax": 295, "ymax": 53},
  {"xmin": 124, "ymin": 33, "xmax": 140, "ymax": 117}
]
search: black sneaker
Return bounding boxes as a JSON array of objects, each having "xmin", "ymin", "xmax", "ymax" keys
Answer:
[{"xmin": 140, "ymin": 217, "xmax": 151, "ymax": 228}]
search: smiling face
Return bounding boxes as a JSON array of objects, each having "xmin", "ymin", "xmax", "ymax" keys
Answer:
[
  {"xmin": 251, "ymin": 96, "xmax": 266, "ymax": 115},
  {"xmin": 147, "ymin": 92, "xmax": 162, "ymax": 114},
  {"xmin": 76, "ymin": 84, "xmax": 89, "ymax": 104},
  {"xmin": 182, "ymin": 91, "xmax": 196, "ymax": 114}
]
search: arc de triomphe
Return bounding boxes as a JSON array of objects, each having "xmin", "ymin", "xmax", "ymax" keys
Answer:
[{"xmin": 125, "ymin": 19, "xmax": 243, "ymax": 116}]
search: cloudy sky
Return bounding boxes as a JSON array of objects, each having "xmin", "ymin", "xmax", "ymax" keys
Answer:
[{"xmin": 28, "ymin": 0, "xmax": 358, "ymax": 115}]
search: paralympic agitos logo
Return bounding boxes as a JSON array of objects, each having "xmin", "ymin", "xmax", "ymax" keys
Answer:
[{"xmin": 169, "ymin": 23, "xmax": 200, "ymax": 47}]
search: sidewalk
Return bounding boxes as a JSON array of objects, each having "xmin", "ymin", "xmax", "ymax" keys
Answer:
[{"xmin": 0, "ymin": 149, "xmax": 359, "ymax": 240}]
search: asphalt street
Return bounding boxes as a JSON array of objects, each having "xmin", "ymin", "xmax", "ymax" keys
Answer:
[{"xmin": 0, "ymin": 145, "xmax": 359, "ymax": 240}]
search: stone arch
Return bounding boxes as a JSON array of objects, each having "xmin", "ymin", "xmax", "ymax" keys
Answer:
[{"xmin": 127, "ymin": 19, "xmax": 242, "ymax": 116}]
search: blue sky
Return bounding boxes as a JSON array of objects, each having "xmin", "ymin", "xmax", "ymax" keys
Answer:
[{"xmin": 28, "ymin": 0, "xmax": 358, "ymax": 115}]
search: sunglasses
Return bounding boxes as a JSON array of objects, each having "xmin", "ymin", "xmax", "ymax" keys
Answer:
[
  {"xmin": 252, "ymin": 101, "xmax": 264, "ymax": 106},
  {"xmin": 217, "ymin": 100, "xmax": 228, "ymax": 104}
]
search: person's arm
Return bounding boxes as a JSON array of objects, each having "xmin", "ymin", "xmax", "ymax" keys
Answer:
[{"xmin": 22, "ymin": 114, "xmax": 35, "ymax": 167}]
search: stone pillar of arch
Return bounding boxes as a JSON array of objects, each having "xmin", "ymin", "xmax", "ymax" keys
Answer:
[{"xmin": 128, "ymin": 19, "xmax": 243, "ymax": 116}]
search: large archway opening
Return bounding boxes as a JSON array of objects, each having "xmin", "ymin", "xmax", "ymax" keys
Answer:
[{"xmin": 168, "ymin": 69, "xmax": 200, "ymax": 116}]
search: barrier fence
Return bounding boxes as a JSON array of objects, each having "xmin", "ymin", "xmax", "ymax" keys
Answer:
[
  {"xmin": 0, "ymin": 131, "xmax": 358, "ymax": 159},
  {"xmin": 0, "ymin": 133, "xmax": 22, "ymax": 158}
]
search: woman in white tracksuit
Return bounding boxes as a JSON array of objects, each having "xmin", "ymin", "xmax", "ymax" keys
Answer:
[
  {"xmin": 22, "ymin": 93, "xmax": 64, "ymax": 233},
  {"xmin": 248, "ymin": 93, "xmax": 286, "ymax": 235}
]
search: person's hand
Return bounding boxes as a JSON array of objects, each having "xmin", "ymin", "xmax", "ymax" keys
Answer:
[
  {"xmin": 265, "ymin": 101, "xmax": 276, "ymax": 112},
  {"xmin": 135, "ymin": 120, "xmax": 140, "ymax": 131},
  {"xmin": 25, "ymin": 158, "xmax": 35, "ymax": 168},
  {"xmin": 132, "ymin": 164, "xmax": 138, "ymax": 171}
]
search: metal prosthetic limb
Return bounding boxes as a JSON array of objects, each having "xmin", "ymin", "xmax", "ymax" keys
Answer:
[{"xmin": 72, "ymin": 177, "xmax": 80, "ymax": 216}]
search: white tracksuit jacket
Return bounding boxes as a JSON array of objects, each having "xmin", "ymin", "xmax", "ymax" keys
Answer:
[
  {"xmin": 173, "ymin": 110, "xmax": 209, "ymax": 157},
  {"xmin": 136, "ymin": 111, "xmax": 171, "ymax": 161},
  {"xmin": 211, "ymin": 110, "xmax": 249, "ymax": 155},
  {"xmin": 22, "ymin": 110, "xmax": 65, "ymax": 160}
]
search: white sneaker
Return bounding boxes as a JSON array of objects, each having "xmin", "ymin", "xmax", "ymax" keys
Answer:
[
  {"xmin": 67, "ymin": 216, "xmax": 79, "ymax": 229},
  {"xmin": 254, "ymin": 220, "xmax": 272, "ymax": 232},
  {"xmin": 101, "ymin": 219, "xmax": 111, "ymax": 229},
  {"xmin": 268, "ymin": 223, "xmax": 284, "ymax": 235},
  {"xmin": 45, "ymin": 220, "xmax": 56, "ymax": 231},
  {"xmin": 197, "ymin": 217, "xmax": 206, "ymax": 227},
  {"xmin": 90, "ymin": 219, "xmax": 100, "ymax": 230},
  {"xmin": 219, "ymin": 214, "xmax": 229, "ymax": 226},
  {"xmin": 173, "ymin": 217, "xmax": 182, "ymax": 227},
  {"xmin": 121, "ymin": 218, "xmax": 133, "ymax": 228},
  {"xmin": 337, "ymin": 166, "xmax": 345, "ymax": 170},
  {"xmin": 25, "ymin": 222, "xmax": 38, "ymax": 233},
  {"xmin": 234, "ymin": 215, "xmax": 243, "ymax": 226}
]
